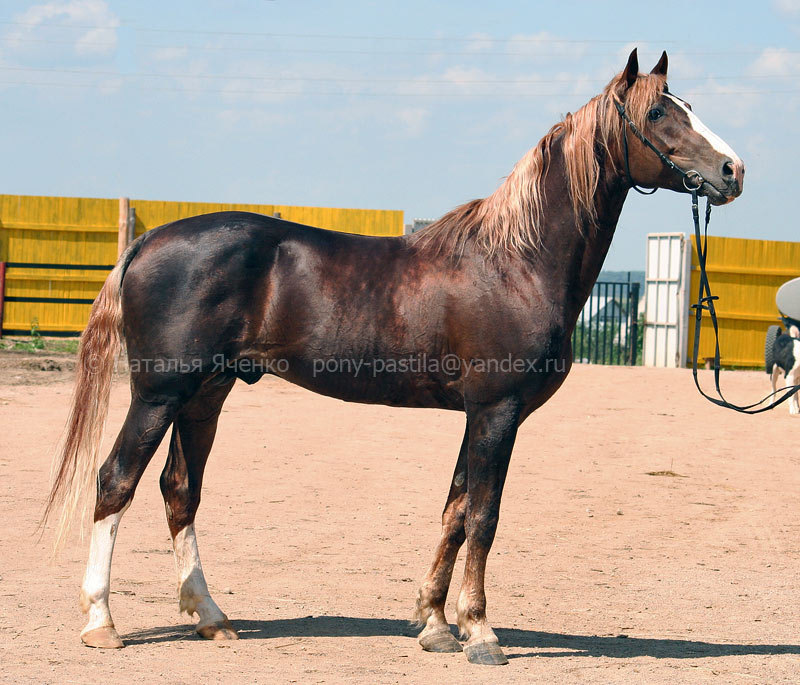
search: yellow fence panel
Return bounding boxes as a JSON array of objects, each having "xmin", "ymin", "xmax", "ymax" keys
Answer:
[
  {"xmin": 0, "ymin": 194, "xmax": 403, "ymax": 334},
  {"xmin": 689, "ymin": 235, "xmax": 800, "ymax": 368},
  {"xmin": 129, "ymin": 200, "xmax": 403, "ymax": 238}
]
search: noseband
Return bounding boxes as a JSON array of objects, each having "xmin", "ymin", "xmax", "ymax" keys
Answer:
[{"xmin": 615, "ymin": 96, "xmax": 799, "ymax": 414}]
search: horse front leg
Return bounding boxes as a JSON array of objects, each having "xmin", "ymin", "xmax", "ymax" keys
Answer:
[
  {"xmin": 456, "ymin": 397, "xmax": 520, "ymax": 666},
  {"xmin": 415, "ymin": 423, "xmax": 468, "ymax": 653}
]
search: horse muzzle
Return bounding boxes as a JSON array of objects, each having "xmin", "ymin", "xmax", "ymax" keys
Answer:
[
  {"xmin": 719, "ymin": 156, "xmax": 745, "ymax": 203},
  {"xmin": 699, "ymin": 156, "xmax": 744, "ymax": 205}
]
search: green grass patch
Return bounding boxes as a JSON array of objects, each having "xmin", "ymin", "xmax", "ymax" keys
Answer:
[{"xmin": 0, "ymin": 320, "xmax": 79, "ymax": 354}]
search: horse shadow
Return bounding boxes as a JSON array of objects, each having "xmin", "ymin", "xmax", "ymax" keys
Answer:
[{"xmin": 123, "ymin": 616, "xmax": 800, "ymax": 659}]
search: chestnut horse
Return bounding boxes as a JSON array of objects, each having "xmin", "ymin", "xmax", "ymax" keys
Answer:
[{"xmin": 44, "ymin": 49, "xmax": 743, "ymax": 665}]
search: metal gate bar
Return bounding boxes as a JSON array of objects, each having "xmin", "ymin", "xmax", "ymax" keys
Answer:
[{"xmin": 571, "ymin": 277, "xmax": 640, "ymax": 366}]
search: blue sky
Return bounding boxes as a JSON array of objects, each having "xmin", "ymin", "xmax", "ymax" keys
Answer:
[{"xmin": 1, "ymin": 1, "xmax": 799, "ymax": 269}]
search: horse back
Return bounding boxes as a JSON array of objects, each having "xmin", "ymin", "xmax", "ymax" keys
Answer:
[{"xmin": 119, "ymin": 211, "xmax": 568, "ymax": 409}]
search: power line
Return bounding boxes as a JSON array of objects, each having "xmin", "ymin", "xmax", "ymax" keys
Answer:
[
  {"xmin": 138, "ymin": 42, "xmax": 792, "ymax": 58},
  {"xmin": 2, "ymin": 64, "xmax": 799, "ymax": 85},
  {"xmin": 0, "ymin": 36, "xmax": 116, "ymax": 47},
  {"xmin": 0, "ymin": 21, "xmax": 673, "ymax": 44},
  {"xmin": 0, "ymin": 21, "xmax": 119, "ymax": 30},
  {"xmin": 0, "ymin": 35, "xmax": 781, "ymax": 59},
  {"xmin": 1, "ymin": 78, "xmax": 797, "ymax": 98},
  {"xmin": 135, "ymin": 29, "xmax": 672, "ymax": 44},
  {"xmin": 0, "ymin": 35, "xmax": 638, "ymax": 56}
]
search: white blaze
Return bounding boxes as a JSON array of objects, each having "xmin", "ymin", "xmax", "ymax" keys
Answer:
[{"xmin": 666, "ymin": 94, "xmax": 740, "ymax": 162}]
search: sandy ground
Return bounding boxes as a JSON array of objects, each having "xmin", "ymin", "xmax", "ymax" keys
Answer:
[{"xmin": 2, "ymin": 356, "xmax": 800, "ymax": 683}]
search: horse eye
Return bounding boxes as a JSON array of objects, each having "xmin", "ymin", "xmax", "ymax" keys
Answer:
[{"xmin": 648, "ymin": 107, "xmax": 664, "ymax": 122}]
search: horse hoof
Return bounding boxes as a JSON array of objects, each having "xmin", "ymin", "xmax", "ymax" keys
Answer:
[
  {"xmin": 197, "ymin": 618, "xmax": 239, "ymax": 640},
  {"xmin": 419, "ymin": 629, "xmax": 462, "ymax": 653},
  {"xmin": 463, "ymin": 639, "xmax": 508, "ymax": 665},
  {"xmin": 81, "ymin": 625, "xmax": 124, "ymax": 649}
]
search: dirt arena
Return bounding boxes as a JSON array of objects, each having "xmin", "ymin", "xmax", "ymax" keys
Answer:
[{"xmin": 2, "ymin": 352, "xmax": 800, "ymax": 683}]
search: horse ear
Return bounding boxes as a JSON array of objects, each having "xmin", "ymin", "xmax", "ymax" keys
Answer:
[
  {"xmin": 622, "ymin": 48, "xmax": 639, "ymax": 89},
  {"xmin": 651, "ymin": 50, "xmax": 668, "ymax": 77}
]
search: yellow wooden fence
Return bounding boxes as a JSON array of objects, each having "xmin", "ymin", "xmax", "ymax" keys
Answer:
[
  {"xmin": 0, "ymin": 194, "xmax": 403, "ymax": 334},
  {"xmin": 689, "ymin": 235, "xmax": 800, "ymax": 368}
]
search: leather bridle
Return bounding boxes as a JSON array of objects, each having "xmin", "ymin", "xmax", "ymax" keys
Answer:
[
  {"xmin": 615, "ymin": 93, "xmax": 798, "ymax": 413},
  {"xmin": 614, "ymin": 94, "xmax": 705, "ymax": 196}
]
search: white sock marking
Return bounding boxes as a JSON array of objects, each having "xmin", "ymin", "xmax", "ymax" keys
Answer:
[
  {"xmin": 173, "ymin": 524, "xmax": 227, "ymax": 627},
  {"xmin": 80, "ymin": 504, "xmax": 129, "ymax": 634}
]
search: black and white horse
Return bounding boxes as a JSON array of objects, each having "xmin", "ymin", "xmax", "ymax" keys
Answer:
[{"xmin": 769, "ymin": 326, "xmax": 800, "ymax": 415}]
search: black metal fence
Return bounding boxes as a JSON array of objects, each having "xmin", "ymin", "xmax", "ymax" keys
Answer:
[{"xmin": 572, "ymin": 280, "xmax": 640, "ymax": 365}]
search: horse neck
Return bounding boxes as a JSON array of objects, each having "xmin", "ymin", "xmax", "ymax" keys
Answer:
[{"xmin": 529, "ymin": 141, "xmax": 628, "ymax": 327}]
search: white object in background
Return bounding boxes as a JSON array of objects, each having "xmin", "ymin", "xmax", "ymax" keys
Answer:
[
  {"xmin": 776, "ymin": 277, "xmax": 800, "ymax": 321},
  {"xmin": 643, "ymin": 233, "xmax": 691, "ymax": 368}
]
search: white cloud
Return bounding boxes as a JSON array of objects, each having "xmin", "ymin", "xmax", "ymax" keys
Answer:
[
  {"xmin": 508, "ymin": 31, "xmax": 588, "ymax": 60},
  {"xmin": 774, "ymin": 0, "xmax": 800, "ymax": 15},
  {"xmin": 9, "ymin": 0, "xmax": 119, "ymax": 56},
  {"xmin": 683, "ymin": 79, "xmax": 765, "ymax": 130},
  {"xmin": 464, "ymin": 32, "xmax": 495, "ymax": 54},
  {"xmin": 747, "ymin": 46, "xmax": 800, "ymax": 76},
  {"xmin": 439, "ymin": 65, "xmax": 490, "ymax": 94}
]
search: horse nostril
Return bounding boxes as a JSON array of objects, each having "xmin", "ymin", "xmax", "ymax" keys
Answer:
[{"xmin": 722, "ymin": 160, "xmax": 735, "ymax": 179}]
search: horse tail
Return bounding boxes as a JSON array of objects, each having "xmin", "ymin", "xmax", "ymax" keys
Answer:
[{"xmin": 42, "ymin": 243, "xmax": 138, "ymax": 549}]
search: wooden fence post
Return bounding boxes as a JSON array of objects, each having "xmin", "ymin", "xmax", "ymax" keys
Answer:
[
  {"xmin": 118, "ymin": 197, "xmax": 130, "ymax": 258},
  {"xmin": 127, "ymin": 206, "xmax": 136, "ymax": 245}
]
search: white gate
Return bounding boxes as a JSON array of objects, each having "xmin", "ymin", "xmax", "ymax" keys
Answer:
[{"xmin": 643, "ymin": 233, "xmax": 691, "ymax": 368}]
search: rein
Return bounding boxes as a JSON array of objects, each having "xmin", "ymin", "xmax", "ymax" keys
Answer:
[{"xmin": 616, "ymin": 97, "xmax": 799, "ymax": 413}]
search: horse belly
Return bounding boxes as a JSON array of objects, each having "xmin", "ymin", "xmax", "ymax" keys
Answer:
[{"xmin": 264, "ymin": 349, "xmax": 464, "ymax": 410}]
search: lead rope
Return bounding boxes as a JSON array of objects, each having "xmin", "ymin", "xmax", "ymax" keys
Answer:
[
  {"xmin": 616, "ymin": 95, "xmax": 800, "ymax": 413},
  {"xmin": 689, "ymin": 191, "xmax": 800, "ymax": 413}
]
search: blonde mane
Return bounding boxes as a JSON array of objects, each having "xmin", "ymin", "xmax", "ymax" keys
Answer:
[{"xmin": 411, "ymin": 70, "xmax": 666, "ymax": 259}]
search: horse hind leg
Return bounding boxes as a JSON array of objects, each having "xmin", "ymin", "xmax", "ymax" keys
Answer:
[
  {"xmin": 81, "ymin": 397, "xmax": 177, "ymax": 648},
  {"xmin": 414, "ymin": 424, "xmax": 468, "ymax": 653},
  {"xmin": 159, "ymin": 381, "xmax": 237, "ymax": 640},
  {"xmin": 80, "ymin": 504, "xmax": 128, "ymax": 648}
]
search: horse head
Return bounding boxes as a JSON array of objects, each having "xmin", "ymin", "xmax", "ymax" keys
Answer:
[{"xmin": 613, "ymin": 48, "xmax": 744, "ymax": 205}]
